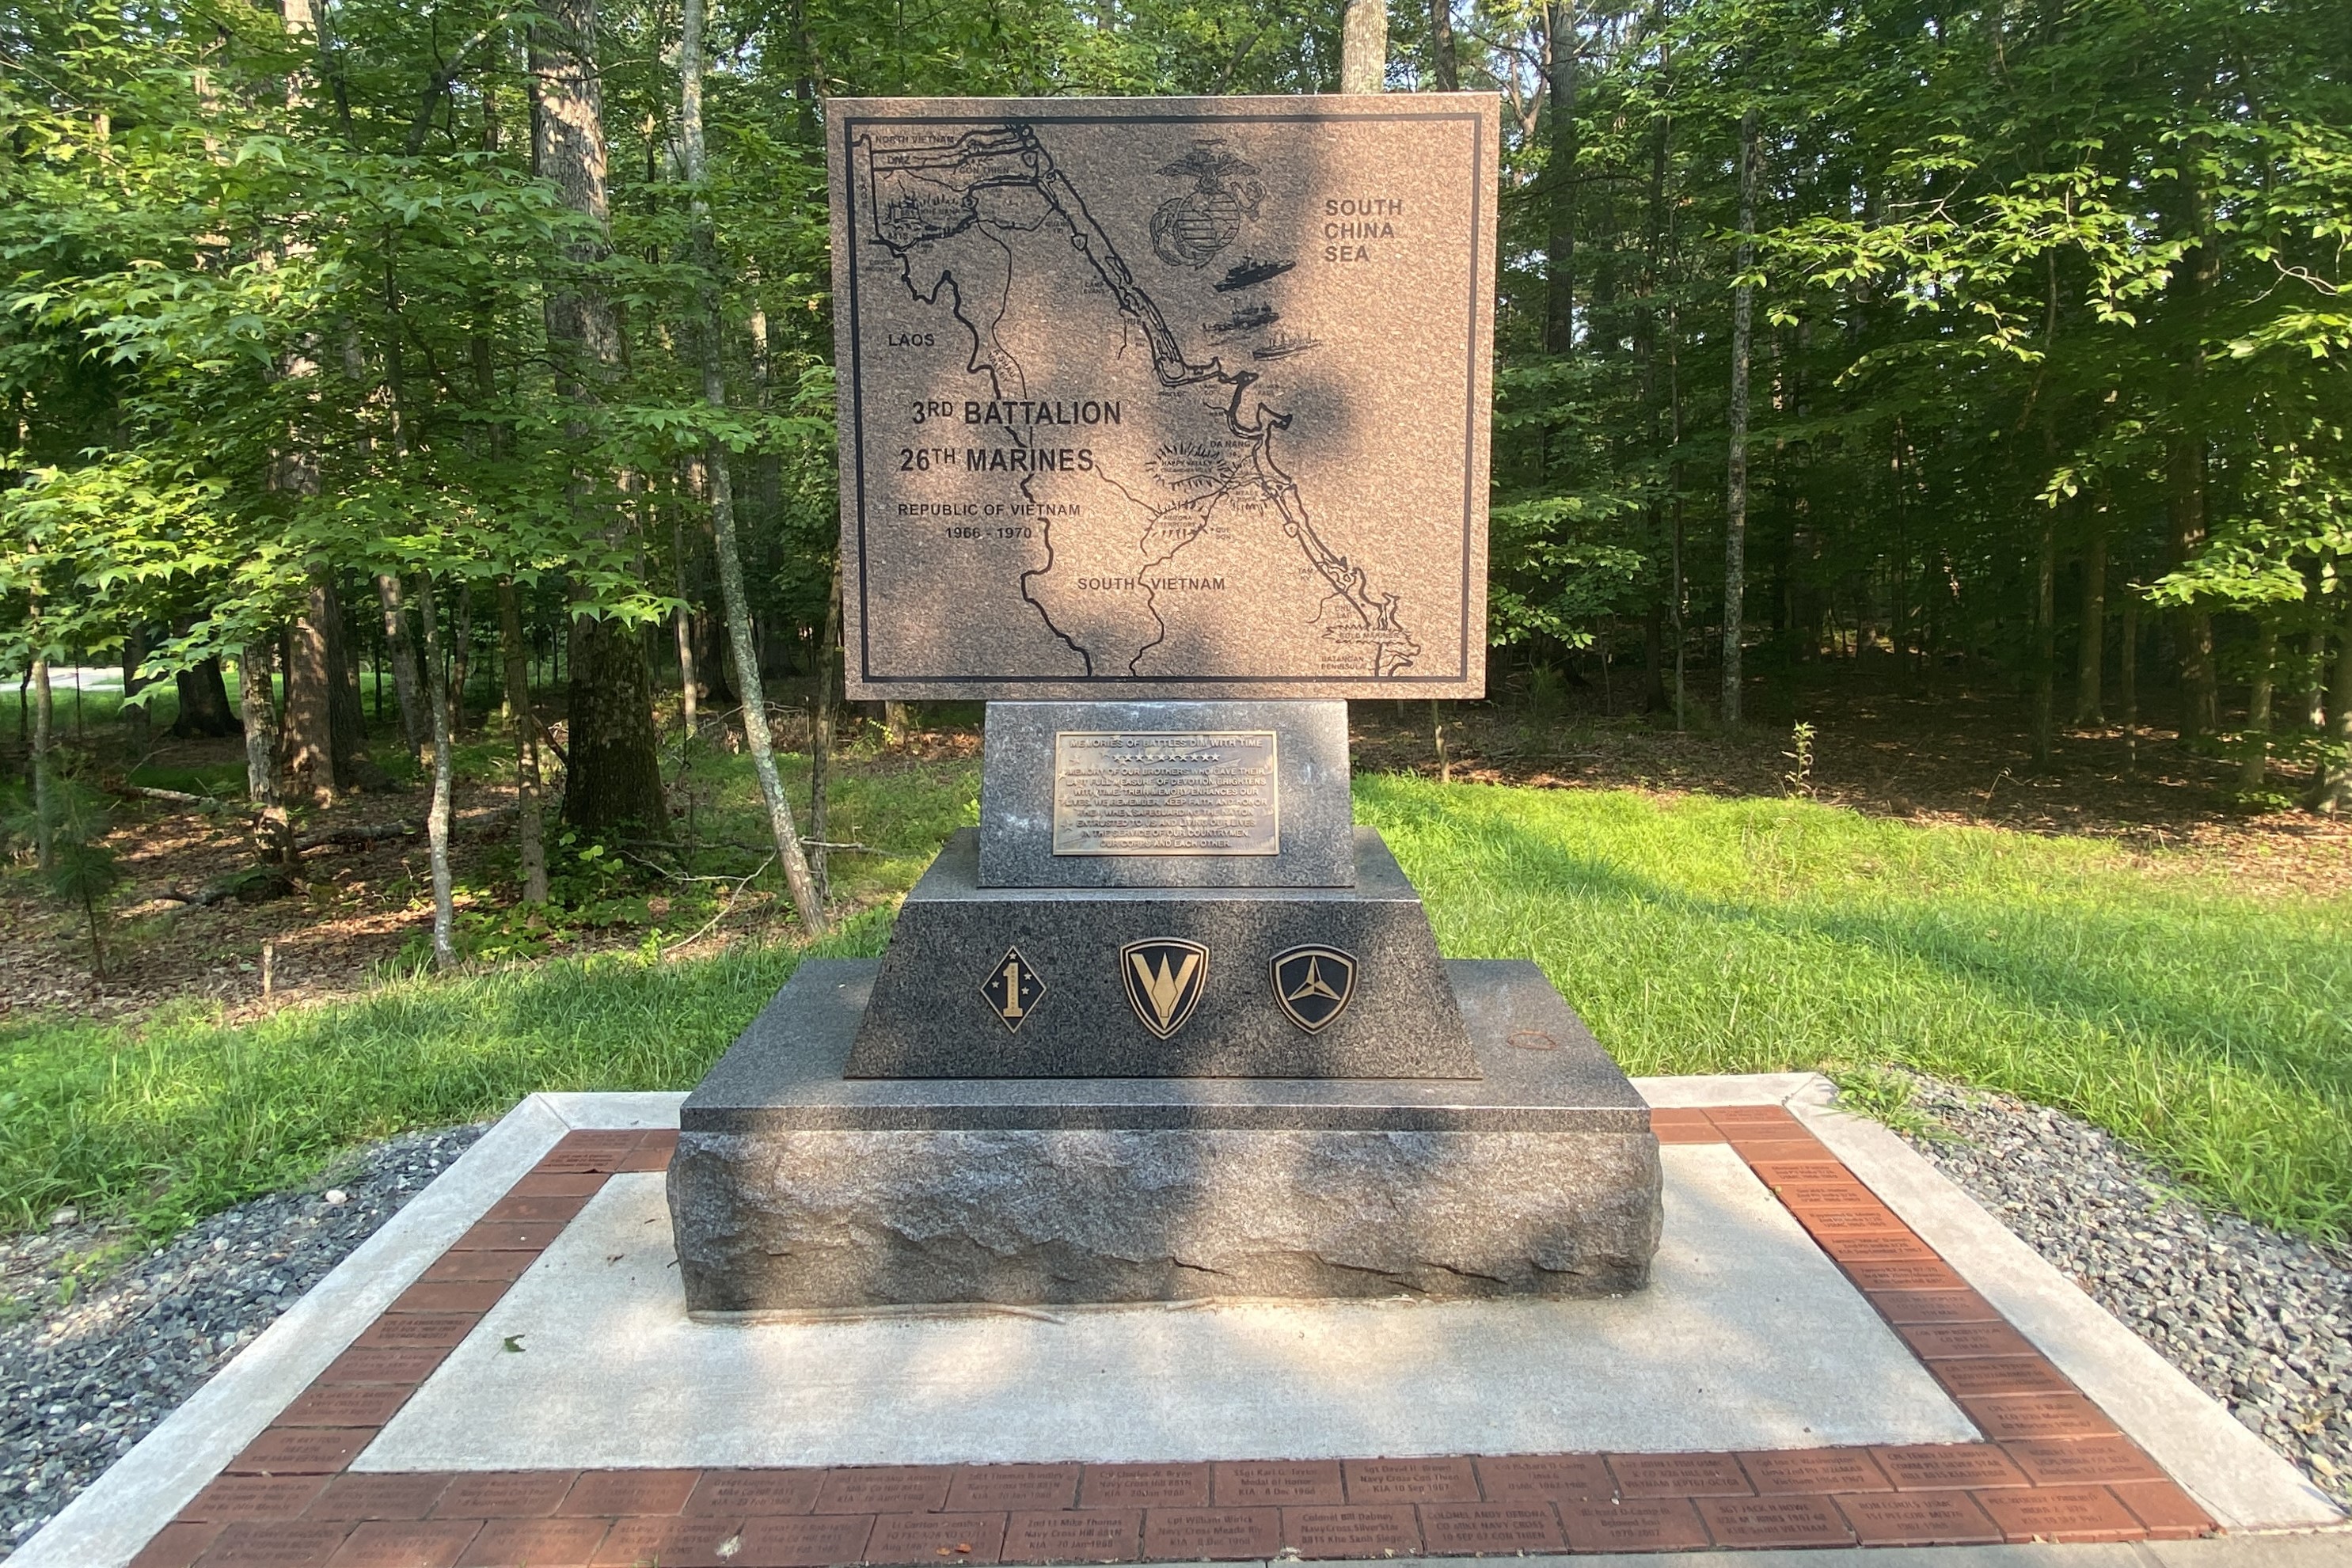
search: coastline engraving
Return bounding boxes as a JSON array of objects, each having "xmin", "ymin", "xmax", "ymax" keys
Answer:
[{"xmin": 1053, "ymin": 731, "xmax": 1279, "ymax": 856}]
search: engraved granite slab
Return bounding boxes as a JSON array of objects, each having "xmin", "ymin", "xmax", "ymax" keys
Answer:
[
  {"xmin": 846, "ymin": 828, "xmax": 1476, "ymax": 1079},
  {"xmin": 980, "ymin": 700, "xmax": 1351, "ymax": 888},
  {"xmin": 829, "ymin": 96, "xmax": 1498, "ymax": 699}
]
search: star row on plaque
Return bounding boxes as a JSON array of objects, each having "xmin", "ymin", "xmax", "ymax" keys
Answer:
[{"xmin": 978, "ymin": 940, "xmax": 1357, "ymax": 1038}]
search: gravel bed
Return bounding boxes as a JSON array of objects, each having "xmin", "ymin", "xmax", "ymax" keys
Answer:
[
  {"xmin": 1894, "ymin": 1074, "xmax": 2351, "ymax": 1510},
  {"xmin": 0, "ymin": 1124, "xmax": 484, "ymax": 1555}
]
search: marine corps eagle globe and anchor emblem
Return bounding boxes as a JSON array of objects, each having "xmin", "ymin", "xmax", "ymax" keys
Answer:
[
  {"xmin": 1121, "ymin": 940, "xmax": 1210, "ymax": 1039},
  {"xmin": 1149, "ymin": 142, "xmax": 1264, "ymax": 268},
  {"xmin": 1271, "ymin": 944, "xmax": 1358, "ymax": 1034}
]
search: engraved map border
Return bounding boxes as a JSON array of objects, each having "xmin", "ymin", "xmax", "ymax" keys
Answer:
[{"xmin": 833, "ymin": 99, "xmax": 1495, "ymax": 697}]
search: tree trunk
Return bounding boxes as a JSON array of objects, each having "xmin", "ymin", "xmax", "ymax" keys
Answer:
[
  {"xmin": 2241, "ymin": 617, "xmax": 2276, "ymax": 790},
  {"xmin": 237, "ymin": 643, "xmax": 290, "ymax": 862},
  {"xmin": 329, "ymin": 579, "xmax": 370, "ymax": 784},
  {"xmin": 679, "ymin": 0, "xmax": 826, "ymax": 932},
  {"xmin": 1543, "ymin": 2, "xmax": 1578, "ymax": 356},
  {"xmin": 282, "ymin": 584, "xmax": 336, "ymax": 801},
  {"xmin": 2316, "ymin": 597, "xmax": 2352, "ymax": 813},
  {"xmin": 2307, "ymin": 622, "xmax": 2329, "ymax": 731},
  {"xmin": 120, "ymin": 627, "xmax": 150, "ymax": 756},
  {"xmin": 2074, "ymin": 511, "xmax": 2107, "ymax": 724},
  {"xmin": 1340, "ymin": 0, "xmax": 1387, "ymax": 93},
  {"xmin": 2031, "ymin": 511, "xmax": 2056, "ymax": 768},
  {"xmin": 448, "ymin": 583, "xmax": 474, "ymax": 737},
  {"xmin": 29, "ymin": 650, "xmax": 52, "ymax": 871},
  {"xmin": 171, "ymin": 657, "xmax": 240, "ymax": 738},
  {"xmin": 1722, "ymin": 107, "xmax": 1757, "ymax": 729},
  {"xmin": 374, "ymin": 571, "xmax": 427, "ymax": 759},
  {"xmin": 534, "ymin": 0, "xmax": 667, "ymax": 835},
  {"xmin": 1427, "ymin": 0, "xmax": 1456, "ymax": 89},
  {"xmin": 673, "ymin": 503, "xmax": 698, "ymax": 735},
  {"xmin": 415, "ymin": 572, "xmax": 458, "ymax": 968},
  {"xmin": 2167, "ymin": 437, "xmax": 2217, "ymax": 742},
  {"xmin": 498, "ymin": 579, "xmax": 549, "ymax": 903},
  {"xmin": 2120, "ymin": 592, "xmax": 2141, "ymax": 776}
]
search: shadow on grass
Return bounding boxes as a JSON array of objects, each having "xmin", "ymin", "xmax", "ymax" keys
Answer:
[
  {"xmin": 1358, "ymin": 777, "xmax": 2352, "ymax": 1239},
  {"xmin": 0, "ymin": 913, "xmax": 894, "ymax": 1236}
]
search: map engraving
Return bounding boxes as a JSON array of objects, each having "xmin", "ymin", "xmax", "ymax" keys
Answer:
[
  {"xmin": 830, "ymin": 96, "xmax": 1496, "ymax": 698},
  {"xmin": 1052, "ymin": 731, "xmax": 1279, "ymax": 856}
]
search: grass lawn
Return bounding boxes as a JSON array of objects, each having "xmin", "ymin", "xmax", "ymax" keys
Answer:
[{"xmin": 2, "ymin": 766, "xmax": 2345, "ymax": 1243}]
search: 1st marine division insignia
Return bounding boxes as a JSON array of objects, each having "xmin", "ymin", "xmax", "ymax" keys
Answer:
[
  {"xmin": 979, "ymin": 947, "xmax": 1047, "ymax": 1033},
  {"xmin": 1121, "ymin": 940, "xmax": 1209, "ymax": 1039},
  {"xmin": 1271, "ymin": 945, "xmax": 1357, "ymax": 1034}
]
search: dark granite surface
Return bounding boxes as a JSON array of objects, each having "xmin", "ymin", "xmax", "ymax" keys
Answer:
[
  {"xmin": 842, "ymin": 828, "xmax": 1480, "ymax": 1079},
  {"xmin": 978, "ymin": 700, "xmax": 1354, "ymax": 889},
  {"xmin": 684, "ymin": 956, "xmax": 1648, "ymax": 1133}
]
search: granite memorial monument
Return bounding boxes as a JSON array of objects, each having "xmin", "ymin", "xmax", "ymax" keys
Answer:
[{"xmin": 668, "ymin": 93, "xmax": 1663, "ymax": 1313}]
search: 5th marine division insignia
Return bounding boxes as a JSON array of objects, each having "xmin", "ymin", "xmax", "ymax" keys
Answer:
[
  {"xmin": 1271, "ymin": 945, "xmax": 1357, "ymax": 1034},
  {"xmin": 979, "ymin": 947, "xmax": 1047, "ymax": 1033},
  {"xmin": 1121, "ymin": 939, "xmax": 1210, "ymax": 1039}
]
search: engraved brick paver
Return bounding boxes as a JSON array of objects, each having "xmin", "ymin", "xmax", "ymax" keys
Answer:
[
  {"xmin": 1974, "ymin": 1483, "xmax": 2145, "ymax": 1543},
  {"xmin": 194, "ymin": 1520, "xmax": 355, "ymax": 1567},
  {"xmin": 1870, "ymin": 1445, "xmax": 2030, "ymax": 1490},
  {"xmin": 536, "ymin": 1132, "xmax": 644, "ymax": 1174},
  {"xmin": 510, "ymin": 1171, "xmax": 606, "ymax": 1198},
  {"xmin": 1868, "ymin": 1288, "xmax": 2001, "ymax": 1324},
  {"xmin": 277, "ymin": 1386, "xmax": 416, "ymax": 1430},
  {"xmin": 1001, "ymin": 1506, "xmax": 1140, "ymax": 1562},
  {"xmin": 305, "ymin": 1472, "xmax": 455, "ymax": 1521},
  {"xmin": 389, "ymin": 1281, "xmax": 511, "ymax": 1316},
  {"xmin": 230, "ymin": 1429, "xmax": 372, "ymax": 1476},
  {"xmin": 1077, "ymin": 1465, "xmax": 1209, "ymax": 1510},
  {"xmin": 1557, "ymin": 1498, "xmax": 1711, "ymax": 1553},
  {"xmin": 432, "ymin": 1472, "xmax": 578, "ymax": 1519},
  {"xmin": 317, "ymin": 1346, "xmax": 453, "ymax": 1385},
  {"xmin": 184, "ymin": 1475, "xmax": 335, "ymax": 1521},
  {"xmin": 1959, "ymin": 1391, "xmax": 2119, "ymax": 1441},
  {"xmin": 450, "ymin": 1221, "xmax": 567, "ymax": 1253},
  {"xmin": 690, "ymin": 1469, "xmax": 825, "ymax": 1516},
  {"xmin": 1767, "ymin": 1181, "xmax": 1878, "ymax": 1209},
  {"xmin": 815, "ymin": 1467, "xmax": 956, "ymax": 1515},
  {"xmin": 731, "ymin": 1513, "xmax": 878, "ymax": 1568},
  {"xmin": 1606, "ymin": 1452, "xmax": 1751, "ymax": 1498},
  {"xmin": 1696, "ymin": 1493, "xmax": 1853, "ymax": 1547},
  {"xmin": 352, "ymin": 1315, "xmax": 478, "ymax": 1351},
  {"xmin": 1276, "ymin": 1504, "xmax": 1419, "ymax": 1559},
  {"xmin": 1833, "ymin": 1490, "xmax": 2004, "ymax": 1547},
  {"xmin": 481, "ymin": 1194, "xmax": 591, "ymax": 1224},
  {"xmin": 1841, "ymin": 1259, "xmax": 1968, "ymax": 1293},
  {"xmin": 324, "ymin": 1519, "xmax": 483, "ymax": 1568},
  {"xmin": 1896, "ymin": 1321, "xmax": 2035, "ymax": 1359},
  {"xmin": 1418, "ymin": 1503, "xmax": 1567, "ymax": 1555},
  {"xmin": 1339, "ymin": 1456, "xmax": 1478, "ymax": 1502},
  {"xmin": 1793, "ymin": 1206, "xmax": 1907, "ymax": 1236},
  {"xmin": 557, "ymin": 1469, "xmax": 702, "ymax": 1517},
  {"xmin": 130, "ymin": 1520, "xmax": 226, "ymax": 1568},
  {"xmin": 456, "ymin": 1514, "xmax": 610, "ymax": 1566},
  {"xmin": 1929, "ymin": 1356, "xmax": 2077, "ymax": 1398},
  {"xmin": 1704, "ymin": 1106, "xmax": 1803, "ymax": 1130},
  {"xmin": 1210, "ymin": 1460, "xmax": 1343, "ymax": 1505},
  {"xmin": 1138, "ymin": 1507, "xmax": 1278, "ymax": 1561},
  {"xmin": 587, "ymin": 1513, "xmax": 750, "ymax": 1566},
  {"xmin": 1745, "ymin": 1160, "xmax": 1852, "ymax": 1186},
  {"xmin": 1472, "ymin": 1453, "xmax": 1613, "ymax": 1504},
  {"xmin": 417, "ymin": 1251, "xmax": 536, "ymax": 1285},
  {"xmin": 2000, "ymin": 1436, "xmax": 2168, "ymax": 1486},
  {"xmin": 1737, "ymin": 1448, "xmax": 1890, "ymax": 1494},
  {"xmin": 862, "ymin": 1510, "xmax": 1009, "ymax": 1564},
  {"xmin": 2109, "ymin": 1481, "xmax": 2218, "ymax": 1540},
  {"xmin": 1818, "ymin": 1232, "xmax": 1941, "ymax": 1265},
  {"xmin": 948, "ymin": 1465, "xmax": 1083, "ymax": 1512}
]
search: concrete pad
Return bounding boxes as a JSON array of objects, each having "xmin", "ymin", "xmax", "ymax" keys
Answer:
[
  {"xmin": 359, "ymin": 1143, "xmax": 1971, "ymax": 1471},
  {"xmin": 1782, "ymin": 1082, "xmax": 2343, "ymax": 1535}
]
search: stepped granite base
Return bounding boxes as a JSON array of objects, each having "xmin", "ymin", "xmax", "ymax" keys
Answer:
[{"xmin": 670, "ymin": 959, "xmax": 1663, "ymax": 1314}]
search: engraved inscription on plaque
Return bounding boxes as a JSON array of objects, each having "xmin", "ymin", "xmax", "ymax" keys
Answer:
[{"xmin": 1053, "ymin": 731, "xmax": 1279, "ymax": 856}]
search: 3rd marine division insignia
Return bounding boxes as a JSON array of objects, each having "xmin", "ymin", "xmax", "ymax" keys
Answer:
[
  {"xmin": 1271, "ymin": 944, "xmax": 1357, "ymax": 1033},
  {"xmin": 1121, "ymin": 939, "xmax": 1209, "ymax": 1039},
  {"xmin": 979, "ymin": 947, "xmax": 1046, "ymax": 1032}
]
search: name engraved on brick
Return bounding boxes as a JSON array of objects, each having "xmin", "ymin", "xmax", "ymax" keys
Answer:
[{"xmin": 1052, "ymin": 731, "xmax": 1279, "ymax": 856}]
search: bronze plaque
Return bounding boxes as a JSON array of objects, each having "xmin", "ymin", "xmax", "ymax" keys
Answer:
[{"xmin": 1054, "ymin": 731, "xmax": 1278, "ymax": 856}]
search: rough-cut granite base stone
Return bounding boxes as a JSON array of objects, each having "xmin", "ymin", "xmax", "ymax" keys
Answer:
[
  {"xmin": 978, "ymin": 700, "xmax": 1354, "ymax": 889},
  {"xmin": 671, "ymin": 959, "xmax": 1662, "ymax": 1312},
  {"xmin": 845, "ymin": 827, "xmax": 1479, "ymax": 1080}
]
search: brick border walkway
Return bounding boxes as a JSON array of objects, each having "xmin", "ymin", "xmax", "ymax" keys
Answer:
[{"xmin": 127, "ymin": 1107, "xmax": 2217, "ymax": 1567}]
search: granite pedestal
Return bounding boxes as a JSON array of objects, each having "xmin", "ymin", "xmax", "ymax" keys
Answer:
[{"xmin": 672, "ymin": 959, "xmax": 1662, "ymax": 1314}]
